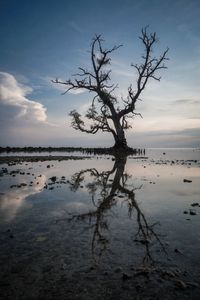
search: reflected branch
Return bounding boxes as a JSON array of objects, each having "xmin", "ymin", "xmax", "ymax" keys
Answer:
[
  {"xmin": 119, "ymin": 185, "xmax": 168, "ymax": 264},
  {"xmin": 66, "ymin": 155, "xmax": 167, "ymax": 265}
]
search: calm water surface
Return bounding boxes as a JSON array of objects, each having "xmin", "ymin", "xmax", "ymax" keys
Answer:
[{"xmin": 0, "ymin": 149, "xmax": 200, "ymax": 299}]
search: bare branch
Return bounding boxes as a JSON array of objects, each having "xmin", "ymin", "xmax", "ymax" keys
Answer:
[
  {"xmin": 119, "ymin": 28, "xmax": 169, "ymax": 119},
  {"xmin": 53, "ymin": 28, "xmax": 168, "ymax": 148}
]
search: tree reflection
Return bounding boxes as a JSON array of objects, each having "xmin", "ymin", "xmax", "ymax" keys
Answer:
[{"xmin": 67, "ymin": 155, "xmax": 167, "ymax": 264}]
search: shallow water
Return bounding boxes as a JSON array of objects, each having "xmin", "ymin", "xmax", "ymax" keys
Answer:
[{"xmin": 0, "ymin": 149, "xmax": 200, "ymax": 299}]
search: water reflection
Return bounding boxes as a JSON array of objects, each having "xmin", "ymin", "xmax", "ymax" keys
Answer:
[
  {"xmin": 0, "ymin": 155, "xmax": 199, "ymax": 299},
  {"xmin": 67, "ymin": 155, "xmax": 167, "ymax": 264},
  {"xmin": 0, "ymin": 175, "xmax": 46, "ymax": 222}
]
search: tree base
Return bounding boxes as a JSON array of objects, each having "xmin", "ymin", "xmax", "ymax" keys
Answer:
[{"xmin": 110, "ymin": 144, "xmax": 137, "ymax": 156}]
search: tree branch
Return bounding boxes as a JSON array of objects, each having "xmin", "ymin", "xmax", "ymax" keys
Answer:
[{"xmin": 118, "ymin": 27, "xmax": 169, "ymax": 118}]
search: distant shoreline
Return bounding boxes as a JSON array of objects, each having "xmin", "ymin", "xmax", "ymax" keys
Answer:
[
  {"xmin": 0, "ymin": 155, "xmax": 93, "ymax": 164},
  {"xmin": 0, "ymin": 146, "xmax": 145, "ymax": 156}
]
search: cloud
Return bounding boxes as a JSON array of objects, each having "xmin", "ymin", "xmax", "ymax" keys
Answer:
[
  {"xmin": 0, "ymin": 72, "xmax": 48, "ymax": 124},
  {"xmin": 43, "ymin": 75, "xmax": 86, "ymax": 95},
  {"xmin": 68, "ymin": 88, "xmax": 86, "ymax": 95},
  {"xmin": 68, "ymin": 21, "xmax": 84, "ymax": 34},
  {"xmin": 172, "ymin": 99, "xmax": 200, "ymax": 105}
]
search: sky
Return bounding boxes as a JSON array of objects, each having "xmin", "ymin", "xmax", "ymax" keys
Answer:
[{"xmin": 0, "ymin": 0, "xmax": 200, "ymax": 148}]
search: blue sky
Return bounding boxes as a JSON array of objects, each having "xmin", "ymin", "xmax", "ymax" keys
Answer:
[{"xmin": 0, "ymin": 0, "xmax": 199, "ymax": 147}]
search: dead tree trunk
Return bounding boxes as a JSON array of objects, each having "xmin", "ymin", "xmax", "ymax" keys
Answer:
[{"xmin": 112, "ymin": 119, "xmax": 127, "ymax": 148}]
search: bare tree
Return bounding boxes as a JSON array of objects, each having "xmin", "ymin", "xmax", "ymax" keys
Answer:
[{"xmin": 53, "ymin": 27, "xmax": 169, "ymax": 150}]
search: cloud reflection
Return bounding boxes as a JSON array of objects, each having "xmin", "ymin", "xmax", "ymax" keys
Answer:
[{"xmin": 0, "ymin": 175, "xmax": 46, "ymax": 222}]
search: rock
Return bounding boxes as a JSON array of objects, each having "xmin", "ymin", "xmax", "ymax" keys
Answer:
[
  {"xmin": 36, "ymin": 236, "xmax": 47, "ymax": 242},
  {"xmin": 191, "ymin": 203, "xmax": 199, "ymax": 207},
  {"xmin": 175, "ymin": 279, "xmax": 187, "ymax": 289},
  {"xmin": 115, "ymin": 267, "xmax": 123, "ymax": 273},
  {"xmin": 47, "ymin": 165, "xmax": 50, "ymax": 168},
  {"xmin": 183, "ymin": 211, "xmax": 188, "ymax": 214},
  {"xmin": 135, "ymin": 284, "xmax": 142, "ymax": 291},
  {"xmin": 162, "ymin": 270, "xmax": 176, "ymax": 277},
  {"xmin": 186, "ymin": 281, "xmax": 199, "ymax": 288},
  {"xmin": 61, "ymin": 263, "xmax": 67, "ymax": 270},
  {"xmin": 122, "ymin": 273, "xmax": 131, "ymax": 281},
  {"xmin": 43, "ymin": 265, "xmax": 52, "ymax": 273},
  {"xmin": 50, "ymin": 176, "xmax": 57, "ymax": 182},
  {"xmin": 189, "ymin": 210, "xmax": 197, "ymax": 215},
  {"xmin": 183, "ymin": 179, "xmax": 192, "ymax": 183},
  {"xmin": 10, "ymin": 185, "xmax": 17, "ymax": 188},
  {"xmin": 174, "ymin": 248, "xmax": 184, "ymax": 255}
]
